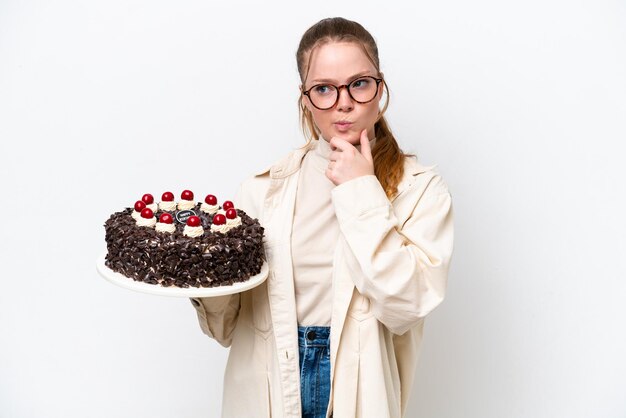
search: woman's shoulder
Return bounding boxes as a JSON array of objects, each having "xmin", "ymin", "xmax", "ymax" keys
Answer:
[
  {"xmin": 247, "ymin": 143, "xmax": 314, "ymax": 181},
  {"xmin": 400, "ymin": 155, "xmax": 450, "ymax": 199},
  {"xmin": 236, "ymin": 145, "xmax": 312, "ymax": 211}
]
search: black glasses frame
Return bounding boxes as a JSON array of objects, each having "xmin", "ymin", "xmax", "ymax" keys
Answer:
[{"xmin": 302, "ymin": 76, "xmax": 384, "ymax": 110}]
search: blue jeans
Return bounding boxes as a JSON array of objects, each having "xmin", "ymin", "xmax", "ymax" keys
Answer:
[{"xmin": 298, "ymin": 325, "xmax": 331, "ymax": 418}]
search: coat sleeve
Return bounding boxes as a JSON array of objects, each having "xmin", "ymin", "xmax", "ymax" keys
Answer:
[
  {"xmin": 189, "ymin": 295, "xmax": 241, "ymax": 347},
  {"xmin": 189, "ymin": 181, "xmax": 250, "ymax": 347},
  {"xmin": 331, "ymin": 173, "xmax": 454, "ymax": 335}
]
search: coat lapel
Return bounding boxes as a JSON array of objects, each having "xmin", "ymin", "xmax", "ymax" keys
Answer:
[
  {"xmin": 329, "ymin": 234, "xmax": 356, "ymax": 371},
  {"xmin": 261, "ymin": 143, "xmax": 313, "ymax": 416}
]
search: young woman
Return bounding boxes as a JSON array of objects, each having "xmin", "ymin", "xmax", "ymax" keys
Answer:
[{"xmin": 191, "ymin": 17, "xmax": 454, "ymax": 418}]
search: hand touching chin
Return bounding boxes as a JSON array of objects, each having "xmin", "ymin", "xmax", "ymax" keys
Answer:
[{"xmin": 330, "ymin": 129, "xmax": 361, "ymax": 146}]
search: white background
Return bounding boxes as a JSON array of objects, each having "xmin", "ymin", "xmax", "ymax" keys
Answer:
[{"xmin": 1, "ymin": 1, "xmax": 625, "ymax": 417}]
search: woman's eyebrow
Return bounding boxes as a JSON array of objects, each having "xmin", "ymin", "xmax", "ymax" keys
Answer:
[{"xmin": 311, "ymin": 71, "xmax": 373, "ymax": 84}]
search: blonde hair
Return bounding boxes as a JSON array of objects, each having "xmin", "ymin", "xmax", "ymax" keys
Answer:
[{"xmin": 296, "ymin": 17, "xmax": 412, "ymax": 198}]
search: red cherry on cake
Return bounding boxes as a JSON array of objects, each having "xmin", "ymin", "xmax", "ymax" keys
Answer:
[
  {"xmin": 225, "ymin": 208, "xmax": 237, "ymax": 219},
  {"xmin": 159, "ymin": 213, "xmax": 173, "ymax": 224},
  {"xmin": 142, "ymin": 193, "xmax": 154, "ymax": 205},
  {"xmin": 161, "ymin": 191, "xmax": 174, "ymax": 202},
  {"xmin": 181, "ymin": 190, "xmax": 194, "ymax": 201},
  {"xmin": 141, "ymin": 208, "xmax": 154, "ymax": 219},
  {"xmin": 222, "ymin": 200, "xmax": 234, "ymax": 211},
  {"xmin": 205, "ymin": 194, "xmax": 218, "ymax": 205},
  {"xmin": 186, "ymin": 215, "xmax": 201, "ymax": 227},
  {"xmin": 134, "ymin": 200, "xmax": 146, "ymax": 212},
  {"xmin": 213, "ymin": 214, "xmax": 226, "ymax": 225}
]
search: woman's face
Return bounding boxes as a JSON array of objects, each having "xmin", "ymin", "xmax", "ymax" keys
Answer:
[{"xmin": 301, "ymin": 41, "xmax": 383, "ymax": 145}]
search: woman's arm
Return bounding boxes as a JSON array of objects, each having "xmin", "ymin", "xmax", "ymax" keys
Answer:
[{"xmin": 331, "ymin": 173, "xmax": 454, "ymax": 335}]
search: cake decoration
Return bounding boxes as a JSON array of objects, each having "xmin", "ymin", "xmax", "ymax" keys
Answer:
[
  {"xmin": 201, "ymin": 194, "xmax": 219, "ymax": 214},
  {"xmin": 175, "ymin": 210, "xmax": 196, "ymax": 224},
  {"xmin": 104, "ymin": 190, "xmax": 265, "ymax": 288},
  {"xmin": 155, "ymin": 213, "xmax": 176, "ymax": 234},
  {"xmin": 142, "ymin": 193, "xmax": 157, "ymax": 212},
  {"xmin": 183, "ymin": 215, "xmax": 204, "ymax": 238},
  {"xmin": 225, "ymin": 208, "xmax": 242, "ymax": 228},
  {"xmin": 159, "ymin": 191, "xmax": 176, "ymax": 211},
  {"xmin": 136, "ymin": 208, "xmax": 156, "ymax": 228},
  {"xmin": 178, "ymin": 189, "xmax": 195, "ymax": 210},
  {"xmin": 132, "ymin": 200, "xmax": 146, "ymax": 221},
  {"xmin": 210, "ymin": 213, "xmax": 229, "ymax": 234}
]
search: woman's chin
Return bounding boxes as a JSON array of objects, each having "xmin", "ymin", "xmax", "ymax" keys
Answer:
[{"xmin": 329, "ymin": 129, "xmax": 359, "ymax": 144}]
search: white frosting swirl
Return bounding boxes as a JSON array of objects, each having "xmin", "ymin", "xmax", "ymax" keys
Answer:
[
  {"xmin": 226, "ymin": 216, "xmax": 242, "ymax": 228},
  {"xmin": 210, "ymin": 223, "xmax": 230, "ymax": 234},
  {"xmin": 183, "ymin": 225, "xmax": 204, "ymax": 238},
  {"xmin": 200, "ymin": 203, "xmax": 219, "ymax": 214},
  {"xmin": 146, "ymin": 203, "xmax": 158, "ymax": 212},
  {"xmin": 155, "ymin": 222, "xmax": 176, "ymax": 233},
  {"xmin": 159, "ymin": 201, "xmax": 176, "ymax": 211},
  {"xmin": 178, "ymin": 200, "xmax": 195, "ymax": 210},
  {"xmin": 136, "ymin": 216, "xmax": 156, "ymax": 228},
  {"xmin": 131, "ymin": 210, "xmax": 142, "ymax": 220}
]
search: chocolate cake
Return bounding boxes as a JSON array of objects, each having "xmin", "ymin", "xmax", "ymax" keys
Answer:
[{"xmin": 104, "ymin": 191, "xmax": 265, "ymax": 288}]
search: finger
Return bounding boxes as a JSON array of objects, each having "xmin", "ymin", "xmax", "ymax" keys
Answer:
[
  {"xmin": 329, "ymin": 151, "xmax": 341, "ymax": 162},
  {"xmin": 325, "ymin": 167, "xmax": 336, "ymax": 184},
  {"xmin": 359, "ymin": 129, "xmax": 373, "ymax": 162},
  {"xmin": 329, "ymin": 136, "xmax": 354, "ymax": 152}
]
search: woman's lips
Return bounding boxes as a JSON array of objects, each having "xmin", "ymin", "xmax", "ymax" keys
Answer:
[{"xmin": 335, "ymin": 122, "xmax": 353, "ymax": 132}]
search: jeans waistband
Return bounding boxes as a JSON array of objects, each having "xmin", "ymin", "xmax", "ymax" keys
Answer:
[{"xmin": 298, "ymin": 325, "xmax": 330, "ymax": 347}]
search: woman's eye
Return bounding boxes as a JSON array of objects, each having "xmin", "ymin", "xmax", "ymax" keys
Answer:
[
  {"xmin": 314, "ymin": 85, "xmax": 332, "ymax": 95},
  {"xmin": 351, "ymin": 78, "xmax": 370, "ymax": 89}
]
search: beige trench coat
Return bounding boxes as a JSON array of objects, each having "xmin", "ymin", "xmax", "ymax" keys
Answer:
[{"xmin": 191, "ymin": 140, "xmax": 454, "ymax": 418}]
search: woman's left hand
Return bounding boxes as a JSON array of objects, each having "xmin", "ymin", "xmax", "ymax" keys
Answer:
[{"xmin": 326, "ymin": 129, "xmax": 375, "ymax": 186}]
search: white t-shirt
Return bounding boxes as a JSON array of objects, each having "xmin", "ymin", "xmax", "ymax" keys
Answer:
[{"xmin": 291, "ymin": 136, "xmax": 376, "ymax": 326}]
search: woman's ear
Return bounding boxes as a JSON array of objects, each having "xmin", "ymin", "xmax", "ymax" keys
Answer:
[{"xmin": 301, "ymin": 88, "xmax": 313, "ymax": 113}]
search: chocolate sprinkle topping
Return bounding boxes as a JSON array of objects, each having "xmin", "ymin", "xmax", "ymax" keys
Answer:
[{"xmin": 104, "ymin": 204, "xmax": 265, "ymax": 288}]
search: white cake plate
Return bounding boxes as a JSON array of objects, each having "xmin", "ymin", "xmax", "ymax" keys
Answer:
[{"xmin": 96, "ymin": 252, "xmax": 268, "ymax": 297}]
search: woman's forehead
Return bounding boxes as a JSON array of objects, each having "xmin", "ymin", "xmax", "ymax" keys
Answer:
[{"xmin": 306, "ymin": 42, "xmax": 377, "ymax": 83}]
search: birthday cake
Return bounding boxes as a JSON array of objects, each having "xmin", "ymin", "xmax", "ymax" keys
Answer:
[{"xmin": 104, "ymin": 190, "xmax": 265, "ymax": 288}]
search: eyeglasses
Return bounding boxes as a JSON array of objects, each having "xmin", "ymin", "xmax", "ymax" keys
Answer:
[{"xmin": 302, "ymin": 76, "xmax": 384, "ymax": 110}]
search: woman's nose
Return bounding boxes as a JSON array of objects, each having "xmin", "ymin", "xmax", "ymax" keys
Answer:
[{"xmin": 336, "ymin": 86, "xmax": 354, "ymax": 111}]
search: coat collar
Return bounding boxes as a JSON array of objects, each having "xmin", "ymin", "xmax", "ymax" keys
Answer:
[
  {"xmin": 392, "ymin": 156, "xmax": 437, "ymax": 201},
  {"xmin": 254, "ymin": 141, "xmax": 315, "ymax": 179}
]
